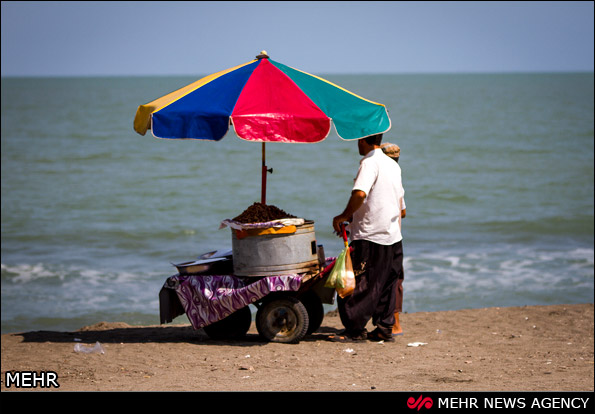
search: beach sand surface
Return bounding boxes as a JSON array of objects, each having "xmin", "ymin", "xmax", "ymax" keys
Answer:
[{"xmin": 1, "ymin": 303, "xmax": 593, "ymax": 392}]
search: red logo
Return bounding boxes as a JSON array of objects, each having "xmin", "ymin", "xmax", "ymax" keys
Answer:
[{"xmin": 407, "ymin": 395, "xmax": 433, "ymax": 410}]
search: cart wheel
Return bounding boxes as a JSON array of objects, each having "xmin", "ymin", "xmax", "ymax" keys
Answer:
[
  {"xmin": 300, "ymin": 291, "xmax": 324, "ymax": 334},
  {"xmin": 256, "ymin": 297, "xmax": 309, "ymax": 344},
  {"xmin": 204, "ymin": 306, "xmax": 252, "ymax": 340}
]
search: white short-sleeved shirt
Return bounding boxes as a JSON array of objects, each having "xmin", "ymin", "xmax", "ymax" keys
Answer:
[{"xmin": 349, "ymin": 148, "xmax": 405, "ymax": 245}]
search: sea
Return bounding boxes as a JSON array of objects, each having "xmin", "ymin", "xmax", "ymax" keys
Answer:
[{"xmin": 1, "ymin": 72, "xmax": 593, "ymax": 334}]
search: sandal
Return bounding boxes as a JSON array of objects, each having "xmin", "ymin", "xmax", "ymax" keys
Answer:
[
  {"xmin": 367, "ymin": 329, "xmax": 395, "ymax": 342},
  {"xmin": 328, "ymin": 330, "xmax": 367, "ymax": 343}
]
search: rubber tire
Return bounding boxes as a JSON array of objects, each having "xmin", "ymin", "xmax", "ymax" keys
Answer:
[
  {"xmin": 204, "ymin": 306, "xmax": 252, "ymax": 340},
  {"xmin": 300, "ymin": 291, "xmax": 324, "ymax": 334},
  {"xmin": 256, "ymin": 297, "xmax": 309, "ymax": 344}
]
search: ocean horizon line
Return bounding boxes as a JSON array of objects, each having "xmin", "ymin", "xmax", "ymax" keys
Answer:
[{"xmin": 2, "ymin": 70, "xmax": 594, "ymax": 80}]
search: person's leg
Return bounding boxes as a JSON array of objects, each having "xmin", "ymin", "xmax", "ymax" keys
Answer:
[
  {"xmin": 371, "ymin": 277, "xmax": 397, "ymax": 337},
  {"xmin": 392, "ymin": 279, "xmax": 404, "ymax": 335},
  {"xmin": 363, "ymin": 241, "xmax": 406, "ymax": 341},
  {"xmin": 369, "ymin": 241, "xmax": 402, "ymax": 338},
  {"xmin": 337, "ymin": 240, "xmax": 382, "ymax": 337},
  {"xmin": 392, "ymin": 241, "xmax": 404, "ymax": 335}
]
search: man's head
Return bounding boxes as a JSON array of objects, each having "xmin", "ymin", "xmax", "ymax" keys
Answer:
[{"xmin": 358, "ymin": 134, "xmax": 383, "ymax": 156}]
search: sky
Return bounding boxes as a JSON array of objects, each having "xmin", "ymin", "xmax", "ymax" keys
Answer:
[{"xmin": 1, "ymin": 1, "xmax": 593, "ymax": 77}]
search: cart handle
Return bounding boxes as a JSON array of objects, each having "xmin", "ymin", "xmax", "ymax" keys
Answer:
[{"xmin": 341, "ymin": 222, "xmax": 348, "ymax": 247}]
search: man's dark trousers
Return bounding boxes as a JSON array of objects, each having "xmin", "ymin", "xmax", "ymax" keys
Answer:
[{"xmin": 337, "ymin": 239, "xmax": 404, "ymax": 336}]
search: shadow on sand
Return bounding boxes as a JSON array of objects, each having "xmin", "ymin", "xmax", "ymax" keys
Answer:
[{"xmin": 13, "ymin": 323, "xmax": 342, "ymax": 346}]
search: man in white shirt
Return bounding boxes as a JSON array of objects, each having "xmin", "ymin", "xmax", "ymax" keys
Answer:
[{"xmin": 332, "ymin": 134, "xmax": 406, "ymax": 342}]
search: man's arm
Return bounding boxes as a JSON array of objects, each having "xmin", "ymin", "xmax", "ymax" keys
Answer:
[
  {"xmin": 400, "ymin": 196, "xmax": 406, "ymax": 218},
  {"xmin": 332, "ymin": 190, "xmax": 366, "ymax": 234}
]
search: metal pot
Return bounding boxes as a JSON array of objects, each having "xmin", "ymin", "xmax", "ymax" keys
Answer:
[{"xmin": 231, "ymin": 220, "xmax": 319, "ymax": 276}]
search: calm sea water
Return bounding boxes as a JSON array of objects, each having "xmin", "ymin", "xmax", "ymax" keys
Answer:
[{"xmin": 2, "ymin": 73, "xmax": 593, "ymax": 334}]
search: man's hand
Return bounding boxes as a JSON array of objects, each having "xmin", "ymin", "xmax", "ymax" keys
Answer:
[{"xmin": 332, "ymin": 214, "xmax": 349, "ymax": 235}]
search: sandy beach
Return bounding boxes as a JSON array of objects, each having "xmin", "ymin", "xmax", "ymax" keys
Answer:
[{"xmin": 1, "ymin": 303, "xmax": 593, "ymax": 392}]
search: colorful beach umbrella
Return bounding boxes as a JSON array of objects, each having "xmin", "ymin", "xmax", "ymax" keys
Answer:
[{"xmin": 133, "ymin": 51, "xmax": 391, "ymax": 202}]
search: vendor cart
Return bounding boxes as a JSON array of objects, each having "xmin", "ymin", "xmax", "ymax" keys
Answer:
[
  {"xmin": 134, "ymin": 52, "xmax": 392, "ymax": 344},
  {"xmin": 159, "ymin": 219, "xmax": 338, "ymax": 344}
]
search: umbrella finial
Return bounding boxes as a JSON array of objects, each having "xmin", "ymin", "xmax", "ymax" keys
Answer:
[{"xmin": 256, "ymin": 50, "xmax": 269, "ymax": 60}]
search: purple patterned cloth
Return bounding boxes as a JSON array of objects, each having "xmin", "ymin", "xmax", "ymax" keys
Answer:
[{"xmin": 171, "ymin": 274, "xmax": 303, "ymax": 329}]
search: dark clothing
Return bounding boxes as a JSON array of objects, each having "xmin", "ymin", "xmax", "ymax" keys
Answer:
[
  {"xmin": 337, "ymin": 239, "xmax": 404, "ymax": 336},
  {"xmin": 395, "ymin": 278, "xmax": 404, "ymax": 313}
]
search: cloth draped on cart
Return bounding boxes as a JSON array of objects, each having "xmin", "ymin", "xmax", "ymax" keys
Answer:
[{"xmin": 170, "ymin": 274, "xmax": 302, "ymax": 329}]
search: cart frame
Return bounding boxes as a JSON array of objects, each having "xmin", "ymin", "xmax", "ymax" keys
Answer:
[{"xmin": 159, "ymin": 249, "xmax": 337, "ymax": 344}]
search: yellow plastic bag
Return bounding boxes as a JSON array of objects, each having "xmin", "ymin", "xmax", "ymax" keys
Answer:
[
  {"xmin": 325, "ymin": 248, "xmax": 346, "ymax": 290},
  {"xmin": 337, "ymin": 247, "xmax": 355, "ymax": 298},
  {"xmin": 325, "ymin": 224, "xmax": 355, "ymax": 298}
]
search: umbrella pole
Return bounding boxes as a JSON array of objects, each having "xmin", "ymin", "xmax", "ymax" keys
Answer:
[{"xmin": 261, "ymin": 142, "xmax": 267, "ymax": 205}]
